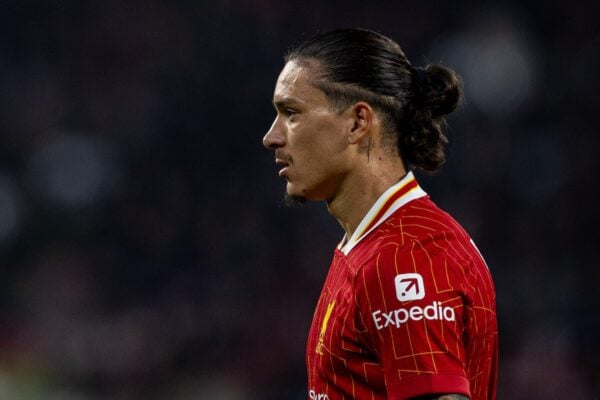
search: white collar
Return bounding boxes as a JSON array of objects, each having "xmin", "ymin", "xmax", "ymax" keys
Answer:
[{"xmin": 338, "ymin": 171, "xmax": 427, "ymax": 255}]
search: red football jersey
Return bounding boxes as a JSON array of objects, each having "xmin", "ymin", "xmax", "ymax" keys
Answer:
[{"xmin": 306, "ymin": 172, "xmax": 497, "ymax": 400}]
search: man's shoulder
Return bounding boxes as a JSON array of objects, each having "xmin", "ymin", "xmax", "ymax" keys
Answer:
[
  {"xmin": 394, "ymin": 196, "xmax": 460, "ymax": 230},
  {"xmin": 348, "ymin": 197, "xmax": 476, "ymax": 272},
  {"xmin": 386, "ymin": 196, "xmax": 473, "ymax": 248}
]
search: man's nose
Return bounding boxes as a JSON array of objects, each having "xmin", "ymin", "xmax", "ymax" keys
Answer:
[{"xmin": 263, "ymin": 118, "xmax": 286, "ymax": 150}]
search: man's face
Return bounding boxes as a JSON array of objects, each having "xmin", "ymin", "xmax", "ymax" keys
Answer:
[{"xmin": 263, "ymin": 60, "xmax": 354, "ymax": 202}]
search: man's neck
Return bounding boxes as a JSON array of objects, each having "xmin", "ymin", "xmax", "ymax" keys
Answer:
[{"xmin": 327, "ymin": 160, "xmax": 406, "ymax": 240}]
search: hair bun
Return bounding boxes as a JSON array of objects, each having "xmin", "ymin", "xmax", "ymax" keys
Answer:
[
  {"xmin": 399, "ymin": 64, "xmax": 463, "ymax": 173},
  {"xmin": 414, "ymin": 64, "xmax": 462, "ymax": 117}
]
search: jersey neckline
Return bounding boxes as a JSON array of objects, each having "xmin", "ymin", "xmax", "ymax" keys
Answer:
[{"xmin": 338, "ymin": 171, "xmax": 427, "ymax": 256}]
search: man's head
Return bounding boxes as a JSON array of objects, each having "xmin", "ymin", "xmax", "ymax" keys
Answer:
[
  {"xmin": 263, "ymin": 59, "xmax": 365, "ymax": 204},
  {"xmin": 263, "ymin": 28, "xmax": 462, "ymax": 202}
]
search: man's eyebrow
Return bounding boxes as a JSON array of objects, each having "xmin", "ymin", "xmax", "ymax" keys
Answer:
[{"xmin": 272, "ymin": 96, "xmax": 304, "ymax": 109}]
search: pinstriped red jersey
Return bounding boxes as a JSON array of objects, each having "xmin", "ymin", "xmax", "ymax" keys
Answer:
[{"xmin": 306, "ymin": 172, "xmax": 497, "ymax": 400}]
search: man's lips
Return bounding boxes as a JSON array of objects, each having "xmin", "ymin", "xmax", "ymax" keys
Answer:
[
  {"xmin": 275, "ymin": 157, "xmax": 290, "ymax": 177},
  {"xmin": 275, "ymin": 157, "xmax": 290, "ymax": 176}
]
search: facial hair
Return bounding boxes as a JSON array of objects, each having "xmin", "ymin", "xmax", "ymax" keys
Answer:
[{"xmin": 283, "ymin": 193, "xmax": 307, "ymax": 207}]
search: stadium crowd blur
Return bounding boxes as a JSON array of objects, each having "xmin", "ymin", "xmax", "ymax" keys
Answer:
[{"xmin": 0, "ymin": 1, "xmax": 598, "ymax": 399}]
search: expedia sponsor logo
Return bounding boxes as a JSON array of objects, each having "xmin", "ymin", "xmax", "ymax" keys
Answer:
[{"xmin": 372, "ymin": 301, "xmax": 456, "ymax": 330}]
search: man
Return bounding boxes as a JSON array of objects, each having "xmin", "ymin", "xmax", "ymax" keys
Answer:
[{"xmin": 263, "ymin": 29, "xmax": 497, "ymax": 400}]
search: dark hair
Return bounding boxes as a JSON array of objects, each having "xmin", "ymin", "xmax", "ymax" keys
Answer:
[{"xmin": 285, "ymin": 28, "xmax": 462, "ymax": 173}]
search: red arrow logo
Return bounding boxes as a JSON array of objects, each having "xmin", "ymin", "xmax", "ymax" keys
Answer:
[
  {"xmin": 395, "ymin": 273, "xmax": 425, "ymax": 301},
  {"xmin": 401, "ymin": 278, "xmax": 420, "ymax": 296}
]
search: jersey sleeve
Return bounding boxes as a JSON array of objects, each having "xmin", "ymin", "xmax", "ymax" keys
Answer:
[{"xmin": 354, "ymin": 238, "xmax": 472, "ymax": 399}]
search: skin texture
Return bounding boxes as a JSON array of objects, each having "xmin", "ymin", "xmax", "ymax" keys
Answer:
[{"xmin": 264, "ymin": 60, "xmax": 357, "ymax": 201}]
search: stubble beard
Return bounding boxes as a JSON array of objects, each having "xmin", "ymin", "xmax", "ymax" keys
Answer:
[{"xmin": 283, "ymin": 193, "xmax": 307, "ymax": 207}]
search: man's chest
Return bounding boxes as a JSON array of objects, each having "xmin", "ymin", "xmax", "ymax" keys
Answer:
[
  {"xmin": 306, "ymin": 255, "xmax": 380, "ymax": 383},
  {"xmin": 306, "ymin": 253, "xmax": 387, "ymax": 399},
  {"xmin": 307, "ymin": 274, "xmax": 358, "ymax": 362}
]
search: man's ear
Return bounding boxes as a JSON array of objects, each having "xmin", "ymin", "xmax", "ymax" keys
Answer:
[{"xmin": 347, "ymin": 102, "xmax": 373, "ymax": 145}]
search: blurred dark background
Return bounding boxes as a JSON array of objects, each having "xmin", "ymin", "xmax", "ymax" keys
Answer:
[{"xmin": 0, "ymin": 1, "xmax": 598, "ymax": 399}]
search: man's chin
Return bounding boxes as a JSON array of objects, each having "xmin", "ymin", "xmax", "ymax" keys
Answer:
[{"xmin": 283, "ymin": 193, "xmax": 307, "ymax": 207}]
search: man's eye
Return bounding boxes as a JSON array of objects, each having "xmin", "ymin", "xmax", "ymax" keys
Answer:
[{"xmin": 286, "ymin": 109, "xmax": 297, "ymax": 115}]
